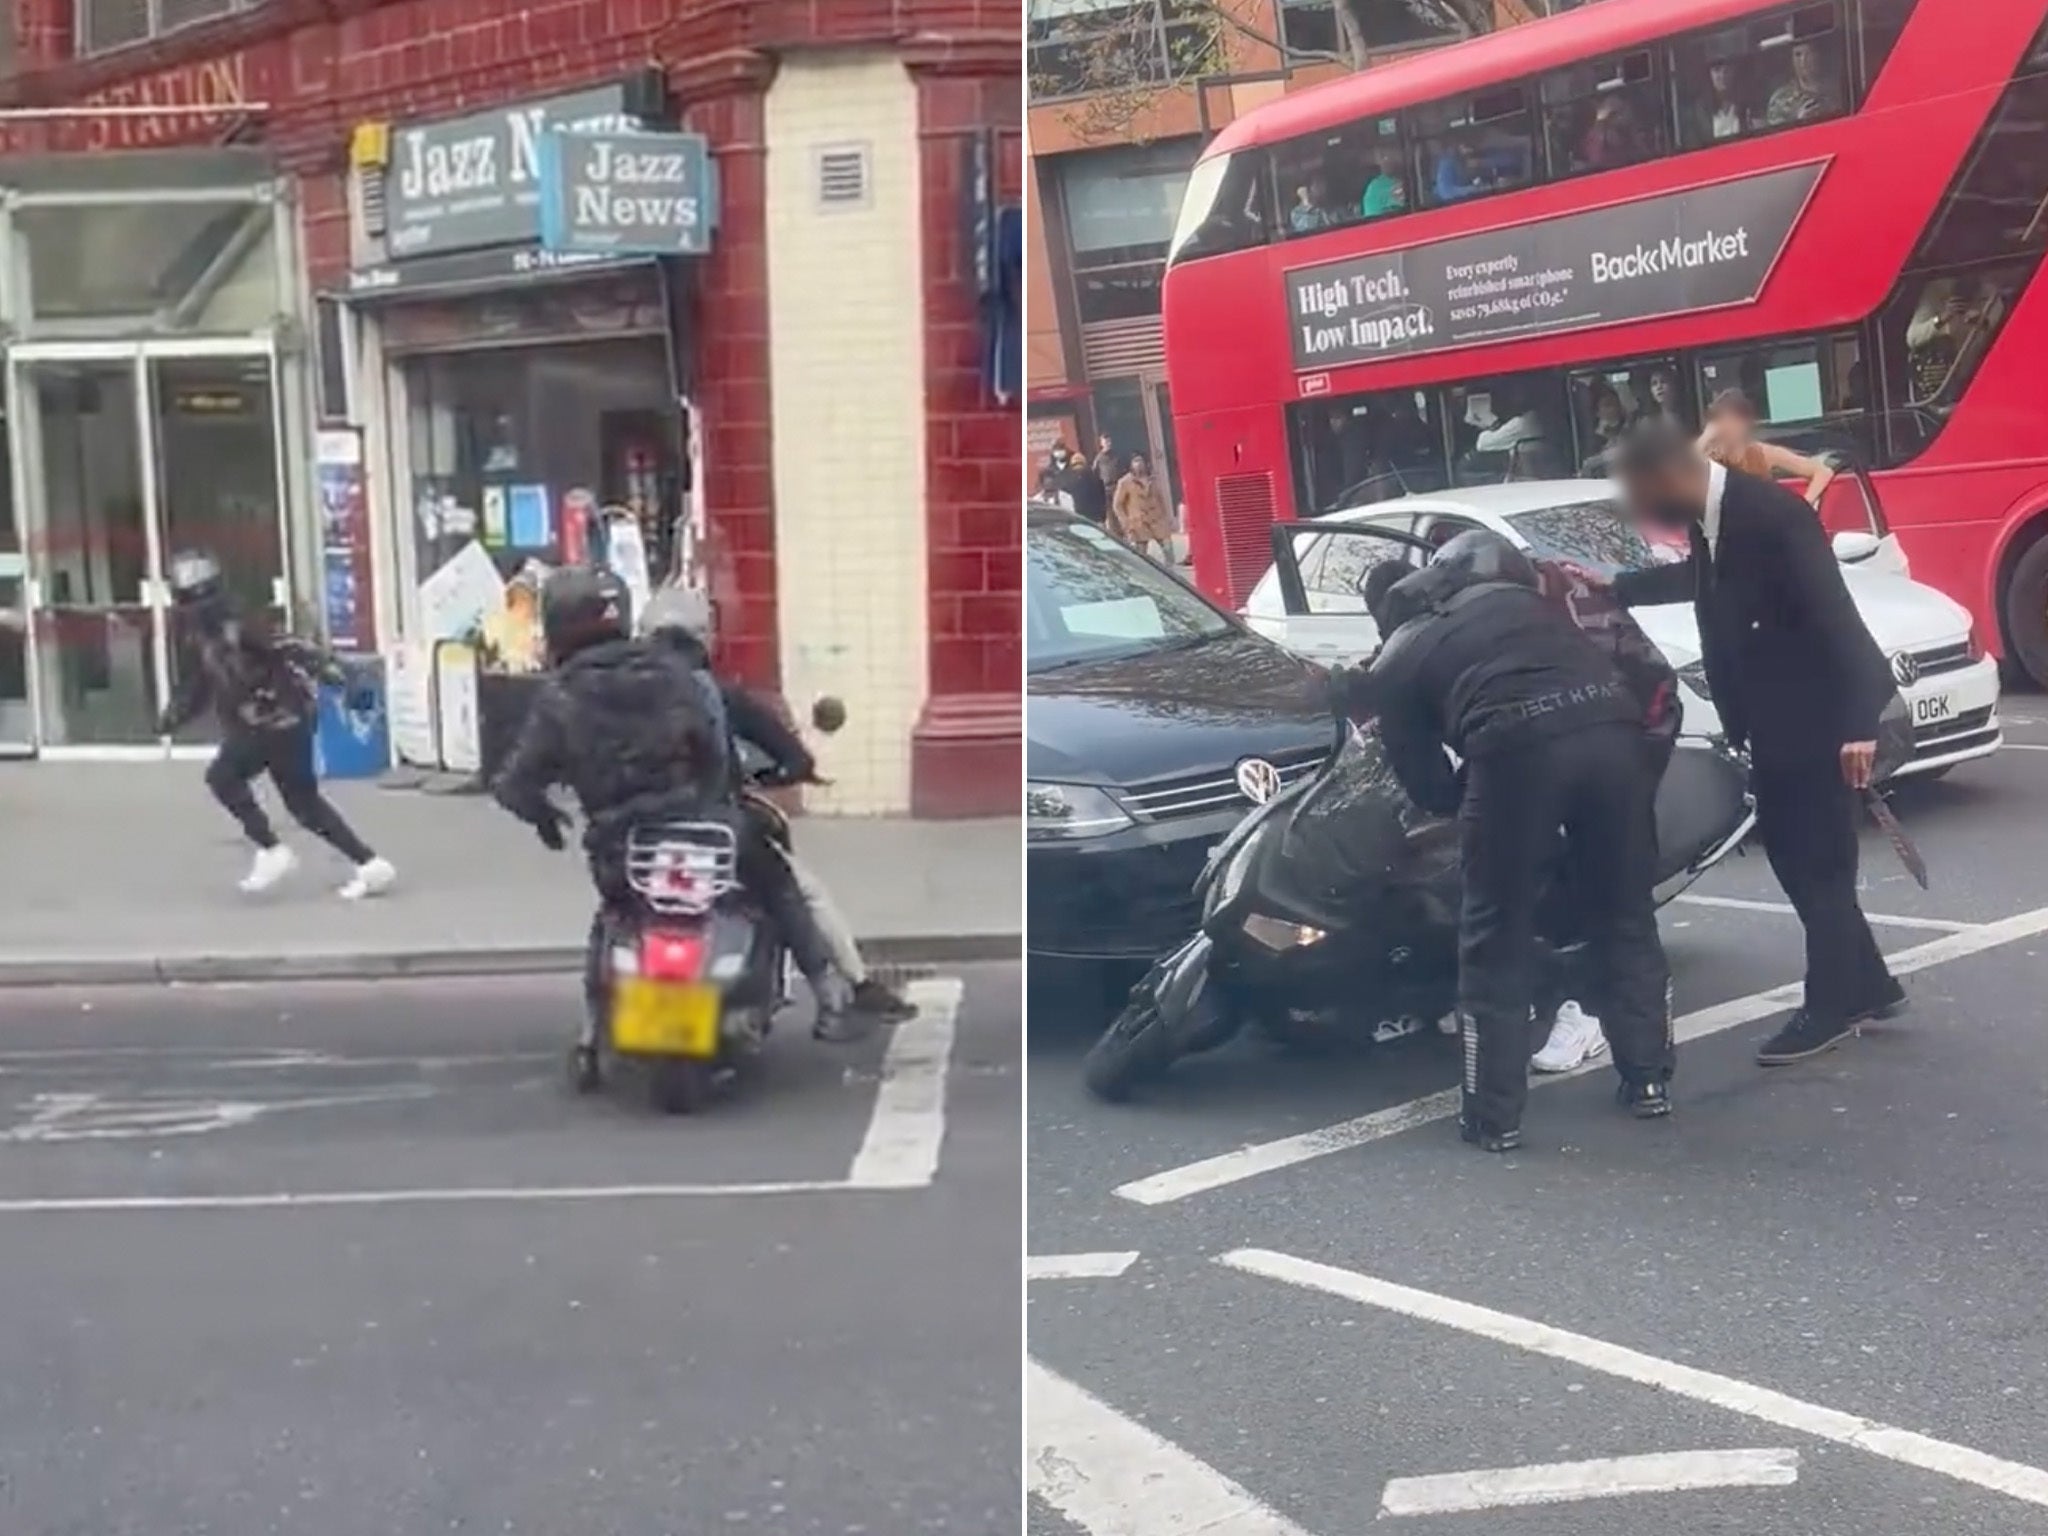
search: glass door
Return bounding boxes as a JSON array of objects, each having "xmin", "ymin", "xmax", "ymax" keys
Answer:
[
  {"xmin": 11, "ymin": 355, "xmax": 164, "ymax": 748},
  {"xmin": 0, "ymin": 391, "xmax": 33, "ymax": 754}
]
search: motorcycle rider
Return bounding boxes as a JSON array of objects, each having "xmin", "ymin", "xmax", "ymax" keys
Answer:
[
  {"xmin": 638, "ymin": 585, "xmax": 916, "ymax": 1024},
  {"xmin": 490, "ymin": 567, "xmax": 866, "ymax": 1066},
  {"xmin": 158, "ymin": 550, "xmax": 396, "ymax": 900},
  {"xmin": 1363, "ymin": 532, "xmax": 1674, "ymax": 1151}
]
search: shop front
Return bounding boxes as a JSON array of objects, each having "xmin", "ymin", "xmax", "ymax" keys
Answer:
[
  {"xmin": 0, "ymin": 147, "xmax": 309, "ymax": 758},
  {"xmin": 334, "ymin": 78, "xmax": 698, "ymax": 772}
]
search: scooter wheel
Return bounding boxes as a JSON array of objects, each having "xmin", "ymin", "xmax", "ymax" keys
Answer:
[
  {"xmin": 1082, "ymin": 997, "xmax": 1181, "ymax": 1103},
  {"xmin": 649, "ymin": 1059, "xmax": 717, "ymax": 1116},
  {"xmin": 568, "ymin": 1045, "xmax": 603, "ymax": 1094}
]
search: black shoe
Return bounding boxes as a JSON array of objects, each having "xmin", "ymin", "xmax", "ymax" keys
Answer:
[
  {"xmin": 811, "ymin": 976, "xmax": 876, "ymax": 1045},
  {"xmin": 852, "ymin": 978, "xmax": 918, "ymax": 1023},
  {"xmin": 1458, "ymin": 1119, "xmax": 1523, "ymax": 1153},
  {"xmin": 1849, "ymin": 977, "xmax": 1907, "ymax": 1025},
  {"xmin": 1756, "ymin": 1009, "xmax": 1856, "ymax": 1066},
  {"xmin": 1617, "ymin": 1079, "xmax": 1673, "ymax": 1119}
]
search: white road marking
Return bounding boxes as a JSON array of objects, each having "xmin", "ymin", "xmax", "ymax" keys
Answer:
[
  {"xmin": 1222, "ymin": 1249, "xmax": 2048, "ymax": 1511},
  {"xmin": 1028, "ymin": 1252, "xmax": 1139, "ymax": 1280},
  {"xmin": 1673, "ymin": 893, "xmax": 1970, "ymax": 932},
  {"xmin": 2003, "ymin": 743, "xmax": 2048, "ymax": 751},
  {"xmin": 1117, "ymin": 904, "xmax": 2048, "ymax": 1205},
  {"xmin": 1379, "ymin": 1448, "xmax": 1799, "ymax": 1516},
  {"xmin": 0, "ymin": 1086, "xmax": 438, "ymax": 1142},
  {"xmin": 1028, "ymin": 1359, "xmax": 1316, "ymax": 1535},
  {"xmin": 0, "ymin": 1180, "xmax": 852, "ymax": 1214},
  {"xmin": 846, "ymin": 976, "xmax": 961, "ymax": 1189}
]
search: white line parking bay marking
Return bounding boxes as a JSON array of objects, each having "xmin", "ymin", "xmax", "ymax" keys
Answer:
[
  {"xmin": 1379, "ymin": 1449, "xmax": 1799, "ymax": 1517},
  {"xmin": 1222, "ymin": 1249, "xmax": 2048, "ymax": 1512}
]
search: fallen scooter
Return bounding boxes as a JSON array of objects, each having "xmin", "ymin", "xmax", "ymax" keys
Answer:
[{"xmin": 1083, "ymin": 575, "xmax": 1755, "ymax": 1102}]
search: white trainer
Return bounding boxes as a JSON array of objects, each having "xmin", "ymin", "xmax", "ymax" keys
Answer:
[
  {"xmin": 339, "ymin": 857, "xmax": 397, "ymax": 901},
  {"xmin": 1532, "ymin": 1000, "xmax": 1608, "ymax": 1074},
  {"xmin": 239, "ymin": 844, "xmax": 298, "ymax": 894}
]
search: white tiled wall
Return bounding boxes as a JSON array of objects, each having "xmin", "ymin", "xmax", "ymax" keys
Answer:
[{"xmin": 764, "ymin": 52, "xmax": 927, "ymax": 815}]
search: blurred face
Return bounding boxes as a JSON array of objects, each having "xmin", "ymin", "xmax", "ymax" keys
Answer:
[
  {"xmin": 1651, "ymin": 373, "xmax": 1674, "ymax": 404},
  {"xmin": 1596, "ymin": 397, "xmax": 1623, "ymax": 429},
  {"xmin": 1710, "ymin": 401, "xmax": 1758, "ymax": 439},
  {"xmin": 1620, "ymin": 461, "xmax": 1705, "ymax": 532},
  {"xmin": 1710, "ymin": 62, "xmax": 1731, "ymax": 95},
  {"xmin": 1792, "ymin": 43, "xmax": 1818, "ymax": 84},
  {"xmin": 1131, "ymin": 456, "xmax": 1149, "ymax": 477}
]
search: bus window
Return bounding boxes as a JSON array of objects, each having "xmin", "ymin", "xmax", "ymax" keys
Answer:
[
  {"xmin": 1567, "ymin": 365, "xmax": 1657, "ymax": 474},
  {"xmin": 1852, "ymin": 0, "xmax": 1918, "ymax": 95},
  {"xmin": 1274, "ymin": 114, "xmax": 1408, "ymax": 237},
  {"xmin": 1413, "ymin": 88, "xmax": 1536, "ymax": 210},
  {"xmin": 1445, "ymin": 372, "xmax": 1570, "ymax": 485},
  {"xmin": 1696, "ymin": 331, "xmax": 1872, "ymax": 460},
  {"xmin": 1675, "ymin": 3, "xmax": 1846, "ymax": 149},
  {"xmin": 1878, "ymin": 264, "xmax": 2030, "ymax": 453},
  {"xmin": 1296, "ymin": 389, "xmax": 1446, "ymax": 513},
  {"xmin": 1168, "ymin": 152, "xmax": 1275, "ymax": 263},
  {"xmin": 1539, "ymin": 50, "xmax": 1668, "ymax": 180}
]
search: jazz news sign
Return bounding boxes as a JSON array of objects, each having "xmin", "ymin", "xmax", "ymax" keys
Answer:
[
  {"xmin": 537, "ymin": 130, "xmax": 714, "ymax": 257},
  {"xmin": 1284, "ymin": 163, "xmax": 1824, "ymax": 373}
]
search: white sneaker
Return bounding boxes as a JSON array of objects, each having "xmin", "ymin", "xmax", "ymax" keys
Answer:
[
  {"xmin": 339, "ymin": 857, "xmax": 397, "ymax": 901},
  {"xmin": 239, "ymin": 844, "xmax": 298, "ymax": 894},
  {"xmin": 1532, "ymin": 1000, "xmax": 1608, "ymax": 1074}
]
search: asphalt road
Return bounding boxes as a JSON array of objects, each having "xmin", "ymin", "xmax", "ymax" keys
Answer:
[
  {"xmin": 0, "ymin": 962, "xmax": 1020, "ymax": 1536},
  {"xmin": 1028, "ymin": 709, "xmax": 2048, "ymax": 1536}
]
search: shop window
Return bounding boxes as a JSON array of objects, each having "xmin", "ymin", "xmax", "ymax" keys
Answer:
[
  {"xmin": 16, "ymin": 199, "xmax": 278, "ymax": 329},
  {"xmin": 1538, "ymin": 49, "xmax": 1668, "ymax": 179},
  {"xmin": 1568, "ymin": 358, "xmax": 1694, "ymax": 472},
  {"xmin": 1413, "ymin": 88, "xmax": 1536, "ymax": 211},
  {"xmin": 1274, "ymin": 113, "xmax": 1409, "ymax": 238},
  {"xmin": 1445, "ymin": 371, "xmax": 1571, "ymax": 485},
  {"xmin": 1674, "ymin": 4, "xmax": 1847, "ymax": 150},
  {"xmin": 402, "ymin": 338, "xmax": 679, "ymax": 643},
  {"xmin": 1695, "ymin": 330, "xmax": 1873, "ymax": 460},
  {"xmin": 1294, "ymin": 388, "xmax": 1446, "ymax": 514},
  {"xmin": 1167, "ymin": 151, "xmax": 1274, "ymax": 263}
]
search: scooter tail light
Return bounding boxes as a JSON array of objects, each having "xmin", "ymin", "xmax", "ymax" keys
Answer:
[{"xmin": 639, "ymin": 928, "xmax": 708, "ymax": 982}]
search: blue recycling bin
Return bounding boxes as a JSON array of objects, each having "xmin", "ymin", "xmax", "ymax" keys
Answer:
[{"xmin": 315, "ymin": 655, "xmax": 391, "ymax": 780}]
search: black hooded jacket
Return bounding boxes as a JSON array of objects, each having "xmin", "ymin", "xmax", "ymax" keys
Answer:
[
  {"xmin": 648, "ymin": 629, "xmax": 816, "ymax": 787},
  {"xmin": 491, "ymin": 637, "xmax": 728, "ymax": 865},
  {"xmin": 160, "ymin": 612, "xmax": 346, "ymax": 738},
  {"xmin": 1366, "ymin": 541, "xmax": 1641, "ymax": 814}
]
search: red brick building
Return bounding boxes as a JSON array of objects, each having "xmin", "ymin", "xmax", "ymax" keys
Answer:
[{"xmin": 0, "ymin": 0, "xmax": 1019, "ymax": 816}]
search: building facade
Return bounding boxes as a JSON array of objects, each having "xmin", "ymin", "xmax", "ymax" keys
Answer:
[
  {"xmin": 0, "ymin": 0, "xmax": 1019, "ymax": 818},
  {"xmin": 1026, "ymin": 0, "xmax": 1573, "ymax": 507}
]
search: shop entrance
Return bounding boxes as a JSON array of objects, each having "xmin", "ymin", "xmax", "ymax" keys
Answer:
[{"xmin": 5, "ymin": 340, "xmax": 288, "ymax": 753}]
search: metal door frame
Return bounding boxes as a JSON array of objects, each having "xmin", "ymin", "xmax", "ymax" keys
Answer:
[{"xmin": 4, "ymin": 333, "xmax": 285, "ymax": 758}]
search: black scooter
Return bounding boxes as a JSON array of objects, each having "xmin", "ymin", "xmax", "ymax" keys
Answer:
[{"xmin": 1084, "ymin": 631, "xmax": 1754, "ymax": 1103}]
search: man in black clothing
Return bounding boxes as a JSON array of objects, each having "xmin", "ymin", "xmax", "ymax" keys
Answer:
[
  {"xmin": 491, "ymin": 568, "xmax": 863, "ymax": 1051},
  {"xmin": 158, "ymin": 551, "xmax": 394, "ymax": 900},
  {"xmin": 1366, "ymin": 533, "xmax": 1675, "ymax": 1151},
  {"xmin": 1606, "ymin": 421, "xmax": 1903, "ymax": 1064}
]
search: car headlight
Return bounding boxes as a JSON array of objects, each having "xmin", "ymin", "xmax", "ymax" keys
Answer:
[{"xmin": 1026, "ymin": 781, "xmax": 1132, "ymax": 841}]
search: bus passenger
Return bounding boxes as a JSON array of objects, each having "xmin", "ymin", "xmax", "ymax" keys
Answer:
[
  {"xmin": 1290, "ymin": 174, "xmax": 1337, "ymax": 233},
  {"xmin": 1690, "ymin": 60, "xmax": 1749, "ymax": 142},
  {"xmin": 1766, "ymin": 40, "xmax": 1840, "ymax": 125},
  {"xmin": 1360, "ymin": 147, "xmax": 1409, "ymax": 218},
  {"xmin": 1698, "ymin": 389, "xmax": 1836, "ymax": 508},
  {"xmin": 1433, "ymin": 136, "xmax": 1492, "ymax": 202}
]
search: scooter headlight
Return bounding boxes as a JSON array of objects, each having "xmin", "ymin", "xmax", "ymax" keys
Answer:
[{"xmin": 1241, "ymin": 913, "xmax": 1328, "ymax": 951}]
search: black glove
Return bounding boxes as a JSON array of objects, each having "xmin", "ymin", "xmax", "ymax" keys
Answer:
[{"xmin": 535, "ymin": 813, "xmax": 567, "ymax": 852}]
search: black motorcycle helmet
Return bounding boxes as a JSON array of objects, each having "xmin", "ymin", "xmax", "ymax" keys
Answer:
[
  {"xmin": 1430, "ymin": 528, "xmax": 1540, "ymax": 590},
  {"xmin": 541, "ymin": 566, "xmax": 632, "ymax": 665},
  {"xmin": 167, "ymin": 549, "xmax": 233, "ymax": 631}
]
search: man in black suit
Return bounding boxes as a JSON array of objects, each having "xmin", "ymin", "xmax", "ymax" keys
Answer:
[{"xmin": 1603, "ymin": 421, "xmax": 1905, "ymax": 1064}]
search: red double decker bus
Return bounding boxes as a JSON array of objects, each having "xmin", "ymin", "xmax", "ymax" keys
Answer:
[{"xmin": 1163, "ymin": 0, "xmax": 2048, "ymax": 679}]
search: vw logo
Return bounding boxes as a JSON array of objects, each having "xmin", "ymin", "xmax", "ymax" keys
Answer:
[
  {"xmin": 1891, "ymin": 651, "xmax": 1919, "ymax": 687},
  {"xmin": 1235, "ymin": 757, "xmax": 1282, "ymax": 805}
]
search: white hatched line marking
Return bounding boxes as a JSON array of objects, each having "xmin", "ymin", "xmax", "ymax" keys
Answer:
[
  {"xmin": 1673, "ymin": 893, "xmax": 1969, "ymax": 931},
  {"xmin": 1028, "ymin": 1251, "xmax": 1138, "ymax": 1280},
  {"xmin": 1117, "ymin": 905, "xmax": 2048, "ymax": 1205},
  {"xmin": 1222, "ymin": 1249, "xmax": 2048, "ymax": 1511},
  {"xmin": 1029, "ymin": 1358, "xmax": 1316, "ymax": 1535},
  {"xmin": 846, "ymin": 976, "xmax": 961, "ymax": 1190},
  {"xmin": 1379, "ymin": 1448, "xmax": 1799, "ymax": 1517}
]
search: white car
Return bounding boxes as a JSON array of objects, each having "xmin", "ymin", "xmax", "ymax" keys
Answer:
[{"xmin": 1242, "ymin": 478, "xmax": 2002, "ymax": 780}]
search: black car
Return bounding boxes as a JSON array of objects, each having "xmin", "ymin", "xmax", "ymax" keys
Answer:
[{"xmin": 1027, "ymin": 509, "xmax": 1331, "ymax": 962}]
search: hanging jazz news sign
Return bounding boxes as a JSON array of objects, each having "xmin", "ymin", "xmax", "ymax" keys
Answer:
[
  {"xmin": 1284, "ymin": 162, "xmax": 1825, "ymax": 374},
  {"xmin": 536, "ymin": 129, "xmax": 715, "ymax": 257}
]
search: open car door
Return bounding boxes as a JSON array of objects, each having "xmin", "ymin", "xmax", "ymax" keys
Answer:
[
  {"xmin": 1813, "ymin": 454, "xmax": 1910, "ymax": 578},
  {"xmin": 1263, "ymin": 520, "xmax": 1440, "ymax": 668}
]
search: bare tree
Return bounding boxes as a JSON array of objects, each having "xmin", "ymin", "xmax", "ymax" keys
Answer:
[{"xmin": 1030, "ymin": 0, "xmax": 1508, "ymax": 141}]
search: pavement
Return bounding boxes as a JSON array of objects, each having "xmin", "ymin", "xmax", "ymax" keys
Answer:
[
  {"xmin": 0, "ymin": 764, "xmax": 1019, "ymax": 984},
  {"xmin": 1027, "ymin": 701, "xmax": 2048, "ymax": 1535},
  {"xmin": 0, "ymin": 961, "xmax": 1020, "ymax": 1534}
]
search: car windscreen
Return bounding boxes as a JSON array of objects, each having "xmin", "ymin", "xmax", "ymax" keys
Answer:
[
  {"xmin": 1505, "ymin": 500, "xmax": 1663, "ymax": 578},
  {"xmin": 1027, "ymin": 518, "xmax": 1233, "ymax": 672}
]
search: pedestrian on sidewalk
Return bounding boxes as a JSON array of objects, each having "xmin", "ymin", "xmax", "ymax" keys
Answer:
[
  {"xmin": 1111, "ymin": 454, "xmax": 1174, "ymax": 563},
  {"xmin": 1605, "ymin": 420, "xmax": 1903, "ymax": 1064},
  {"xmin": 158, "ymin": 551, "xmax": 396, "ymax": 901}
]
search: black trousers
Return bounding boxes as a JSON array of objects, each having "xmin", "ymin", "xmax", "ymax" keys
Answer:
[
  {"xmin": 1458, "ymin": 723, "xmax": 1674, "ymax": 1133},
  {"xmin": 1750, "ymin": 751, "xmax": 1894, "ymax": 1023},
  {"xmin": 205, "ymin": 725, "xmax": 376, "ymax": 865}
]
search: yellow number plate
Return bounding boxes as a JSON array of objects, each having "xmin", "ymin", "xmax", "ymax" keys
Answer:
[{"xmin": 610, "ymin": 979, "xmax": 722, "ymax": 1057}]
